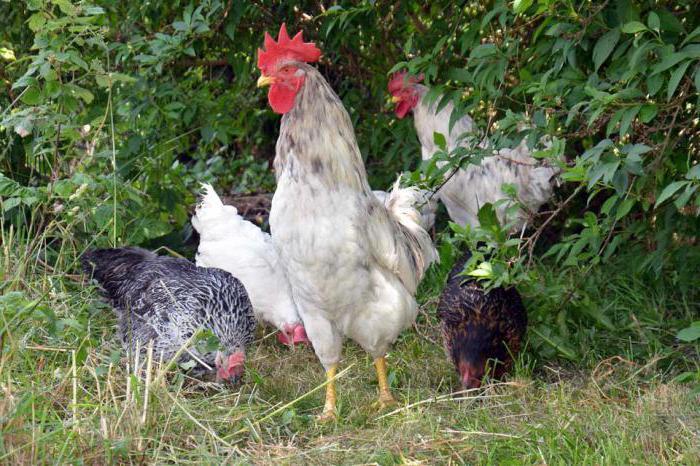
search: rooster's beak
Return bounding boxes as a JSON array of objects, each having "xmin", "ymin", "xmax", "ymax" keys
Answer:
[
  {"xmin": 390, "ymin": 95, "xmax": 401, "ymax": 103},
  {"xmin": 257, "ymin": 75, "xmax": 275, "ymax": 88}
]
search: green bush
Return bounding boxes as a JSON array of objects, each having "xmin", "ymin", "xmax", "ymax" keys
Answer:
[{"xmin": 1, "ymin": 0, "xmax": 698, "ymax": 364}]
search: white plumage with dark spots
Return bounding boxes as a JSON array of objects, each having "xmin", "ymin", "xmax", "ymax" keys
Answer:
[
  {"xmin": 256, "ymin": 24, "xmax": 437, "ymax": 419},
  {"xmin": 81, "ymin": 247, "xmax": 257, "ymax": 383},
  {"xmin": 389, "ymin": 72, "xmax": 560, "ymax": 231},
  {"xmin": 192, "ymin": 184, "xmax": 309, "ymax": 346}
]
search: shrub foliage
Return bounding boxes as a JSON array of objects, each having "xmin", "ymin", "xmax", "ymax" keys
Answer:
[{"xmin": 1, "ymin": 0, "xmax": 698, "ymax": 360}]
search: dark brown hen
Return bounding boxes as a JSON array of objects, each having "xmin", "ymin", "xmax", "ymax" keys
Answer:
[{"xmin": 438, "ymin": 252, "xmax": 527, "ymax": 389}]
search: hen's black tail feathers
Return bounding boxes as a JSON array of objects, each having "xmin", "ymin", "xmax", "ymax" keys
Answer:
[{"xmin": 82, "ymin": 247, "xmax": 157, "ymax": 302}]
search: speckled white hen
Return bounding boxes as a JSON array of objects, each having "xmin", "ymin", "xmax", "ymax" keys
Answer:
[
  {"xmin": 191, "ymin": 184, "xmax": 308, "ymax": 346},
  {"xmin": 256, "ymin": 25, "xmax": 437, "ymax": 419},
  {"xmin": 389, "ymin": 72, "xmax": 560, "ymax": 231}
]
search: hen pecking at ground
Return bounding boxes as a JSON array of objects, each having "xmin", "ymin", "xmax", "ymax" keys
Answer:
[
  {"xmin": 437, "ymin": 252, "xmax": 527, "ymax": 389},
  {"xmin": 82, "ymin": 247, "xmax": 257, "ymax": 383}
]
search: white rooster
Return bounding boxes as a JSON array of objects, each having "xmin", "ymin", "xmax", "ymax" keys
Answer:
[
  {"xmin": 256, "ymin": 25, "xmax": 437, "ymax": 419},
  {"xmin": 191, "ymin": 184, "xmax": 308, "ymax": 346},
  {"xmin": 388, "ymin": 72, "xmax": 560, "ymax": 232}
]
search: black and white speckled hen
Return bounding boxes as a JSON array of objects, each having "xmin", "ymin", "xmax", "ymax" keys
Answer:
[
  {"xmin": 438, "ymin": 252, "xmax": 527, "ymax": 389},
  {"xmin": 82, "ymin": 247, "xmax": 256, "ymax": 383}
]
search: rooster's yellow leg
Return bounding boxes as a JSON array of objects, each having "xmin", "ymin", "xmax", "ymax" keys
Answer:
[
  {"xmin": 318, "ymin": 364, "xmax": 337, "ymax": 421},
  {"xmin": 374, "ymin": 356, "xmax": 397, "ymax": 408}
]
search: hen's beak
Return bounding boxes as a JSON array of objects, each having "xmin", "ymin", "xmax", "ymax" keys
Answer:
[
  {"xmin": 390, "ymin": 95, "xmax": 401, "ymax": 103},
  {"xmin": 257, "ymin": 75, "xmax": 275, "ymax": 88}
]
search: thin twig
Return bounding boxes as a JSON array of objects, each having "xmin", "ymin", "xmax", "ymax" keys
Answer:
[{"xmin": 521, "ymin": 186, "xmax": 582, "ymax": 266}]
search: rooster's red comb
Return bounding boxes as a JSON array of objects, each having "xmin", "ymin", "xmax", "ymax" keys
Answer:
[
  {"xmin": 257, "ymin": 23, "xmax": 321, "ymax": 74},
  {"xmin": 388, "ymin": 71, "xmax": 424, "ymax": 95}
]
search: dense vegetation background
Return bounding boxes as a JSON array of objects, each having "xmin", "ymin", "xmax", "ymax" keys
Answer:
[{"xmin": 0, "ymin": 0, "xmax": 698, "ymax": 462}]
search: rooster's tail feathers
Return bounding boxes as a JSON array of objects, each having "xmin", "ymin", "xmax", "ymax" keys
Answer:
[
  {"xmin": 385, "ymin": 178, "xmax": 439, "ymax": 283},
  {"xmin": 192, "ymin": 184, "xmax": 239, "ymax": 233},
  {"xmin": 198, "ymin": 183, "xmax": 224, "ymax": 208}
]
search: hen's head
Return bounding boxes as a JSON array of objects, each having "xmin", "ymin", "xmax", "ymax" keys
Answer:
[
  {"xmin": 388, "ymin": 71, "xmax": 424, "ymax": 119},
  {"xmin": 256, "ymin": 23, "xmax": 321, "ymax": 114},
  {"xmin": 445, "ymin": 319, "xmax": 520, "ymax": 389},
  {"xmin": 214, "ymin": 350, "xmax": 246, "ymax": 384}
]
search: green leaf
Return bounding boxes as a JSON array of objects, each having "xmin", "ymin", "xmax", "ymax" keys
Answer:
[
  {"xmin": 433, "ymin": 132, "xmax": 447, "ymax": 151},
  {"xmin": 51, "ymin": 0, "xmax": 77, "ymax": 16},
  {"xmin": 682, "ymin": 26, "xmax": 700, "ymax": 47},
  {"xmin": 667, "ymin": 60, "xmax": 691, "ymax": 101},
  {"xmin": 27, "ymin": 12, "xmax": 46, "ymax": 32},
  {"xmin": 615, "ymin": 198, "xmax": 635, "ymax": 221},
  {"xmin": 67, "ymin": 84, "xmax": 94, "ymax": 104},
  {"xmin": 646, "ymin": 73, "xmax": 663, "ymax": 95},
  {"xmin": 651, "ymin": 52, "xmax": 686, "ymax": 76},
  {"xmin": 111, "ymin": 72, "xmax": 136, "ymax": 84},
  {"xmin": 606, "ymin": 108, "xmax": 625, "ymax": 136},
  {"xmin": 14, "ymin": 116, "xmax": 33, "ymax": 138},
  {"xmin": 655, "ymin": 181, "xmax": 688, "ymax": 207},
  {"xmin": 53, "ymin": 180, "xmax": 75, "ymax": 198},
  {"xmin": 467, "ymin": 261, "xmax": 493, "ymax": 278},
  {"xmin": 469, "ymin": 44, "xmax": 498, "ymax": 59},
  {"xmin": 593, "ymin": 28, "xmax": 620, "ymax": 71},
  {"xmin": 674, "ymin": 185, "xmax": 697, "ymax": 209},
  {"xmin": 513, "ymin": 0, "xmax": 533, "ymax": 15},
  {"xmin": 477, "ymin": 203, "xmax": 500, "ymax": 230},
  {"xmin": 446, "ymin": 67, "xmax": 471, "ymax": 83},
  {"xmin": 622, "ymin": 143, "xmax": 652, "ymax": 157},
  {"xmin": 647, "ymin": 12, "xmax": 660, "ymax": 32},
  {"xmin": 179, "ymin": 360, "xmax": 197, "ymax": 371},
  {"xmin": 621, "ymin": 21, "xmax": 647, "ymax": 34},
  {"xmin": 680, "ymin": 44, "xmax": 700, "ymax": 59},
  {"xmin": 20, "ymin": 85, "xmax": 42, "ymax": 105},
  {"xmin": 686, "ymin": 165, "xmax": 700, "ymax": 180},
  {"xmin": 0, "ymin": 47, "xmax": 16, "ymax": 61},
  {"xmin": 639, "ymin": 104, "xmax": 658, "ymax": 123},
  {"xmin": 658, "ymin": 10, "xmax": 684, "ymax": 34},
  {"xmin": 588, "ymin": 160, "xmax": 620, "ymax": 189},
  {"xmin": 601, "ymin": 195, "xmax": 619, "ymax": 216},
  {"xmin": 677, "ymin": 322, "xmax": 700, "ymax": 342},
  {"xmin": 619, "ymin": 105, "xmax": 640, "ymax": 137},
  {"xmin": 2, "ymin": 197, "xmax": 22, "ymax": 211}
]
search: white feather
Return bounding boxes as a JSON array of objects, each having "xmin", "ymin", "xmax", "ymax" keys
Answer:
[
  {"xmin": 192, "ymin": 184, "xmax": 302, "ymax": 332},
  {"xmin": 373, "ymin": 186, "xmax": 437, "ymax": 231}
]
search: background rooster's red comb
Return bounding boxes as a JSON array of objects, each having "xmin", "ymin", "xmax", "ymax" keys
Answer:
[
  {"xmin": 388, "ymin": 71, "xmax": 424, "ymax": 94},
  {"xmin": 257, "ymin": 23, "xmax": 321, "ymax": 74}
]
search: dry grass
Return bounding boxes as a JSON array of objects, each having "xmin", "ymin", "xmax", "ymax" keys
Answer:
[
  {"xmin": 1, "ymin": 307, "xmax": 698, "ymax": 465},
  {"xmin": 1, "ymin": 222, "xmax": 698, "ymax": 464}
]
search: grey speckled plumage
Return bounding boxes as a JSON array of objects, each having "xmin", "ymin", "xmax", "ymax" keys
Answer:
[
  {"xmin": 82, "ymin": 247, "xmax": 256, "ymax": 379},
  {"xmin": 412, "ymin": 84, "xmax": 560, "ymax": 231}
]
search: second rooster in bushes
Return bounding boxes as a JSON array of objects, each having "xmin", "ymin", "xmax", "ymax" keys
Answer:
[
  {"xmin": 256, "ymin": 25, "xmax": 437, "ymax": 420},
  {"xmin": 438, "ymin": 252, "xmax": 527, "ymax": 389},
  {"xmin": 388, "ymin": 72, "xmax": 560, "ymax": 232}
]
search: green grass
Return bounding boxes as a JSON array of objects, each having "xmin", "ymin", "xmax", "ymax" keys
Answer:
[{"xmin": 1, "ymin": 224, "xmax": 698, "ymax": 465}]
